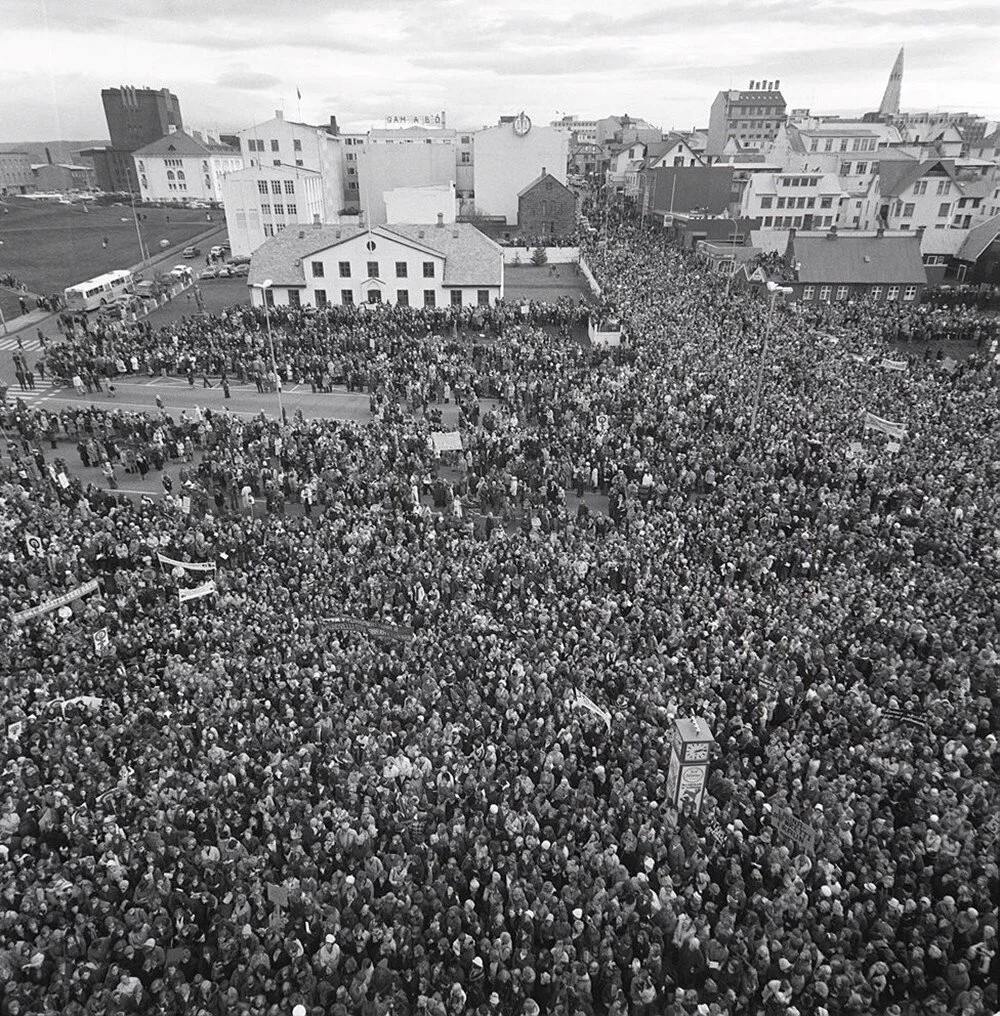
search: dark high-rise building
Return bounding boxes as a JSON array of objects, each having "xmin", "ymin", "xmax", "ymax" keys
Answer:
[
  {"xmin": 97, "ymin": 85, "xmax": 183, "ymax": 191},
  {"xmin": 102, "ymin": 85, "xmax": 183, "ymax": 152}
]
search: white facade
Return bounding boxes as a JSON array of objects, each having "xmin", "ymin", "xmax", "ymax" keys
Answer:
[
  {"xmin": 384, "ymin": 184, "xmax": 456, "ymax": 225},
  {"xmin": 473, "ymin": 119, "xmax": 569, "ymax": 224},
  {"xmin": 248, "ymin": 222, "xmax": 503, "ymax": 310},
  {"xmin": 237, "ymin": 113, "xmax": 348, "ymax": 218},
  {"xmin": 221, "ymin": 166, "xmax": 324, "ymax": 256},
  {"xmin": 742, "ymin": 171, "xmax": 845, "ymax": 230},
  {"xmin": 133, "ymin": 132, "xmax": 243, "ymax": 203},
  {"xmin": 358, "ymin": 127, "xmax": 458, "ymax": 226}
]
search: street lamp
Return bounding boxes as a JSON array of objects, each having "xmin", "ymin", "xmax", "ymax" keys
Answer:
[
  {"xmin": 724, "ymin": 219, "xmax": 740, "ymax": 295},
  {"xmin": 748, "ymin": 281, "xmax": 793, "ymax": 437},
  {"xmin": 252, "ymin": 278, "xmax": 284, "ymax": 422}
]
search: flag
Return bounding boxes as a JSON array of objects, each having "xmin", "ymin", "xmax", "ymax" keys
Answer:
[
  {"xmin": 296, "ymin": 86, "xmax": 302, "ymax": 101},
  {"xmin": 573, "ymin": 690, "xmax": 612, "ymax": 731}
]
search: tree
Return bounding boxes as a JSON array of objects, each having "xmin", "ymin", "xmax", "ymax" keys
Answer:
[{"xmin": 530, "ymin": 246, "xmax": 548, "ymax": 267}]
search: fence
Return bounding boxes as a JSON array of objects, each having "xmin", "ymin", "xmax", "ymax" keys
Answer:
[{"xmin": 503, "ymin": 246, "xmax": 581, "ymax": 265}]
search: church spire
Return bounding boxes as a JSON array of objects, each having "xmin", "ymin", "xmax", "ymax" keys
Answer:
[{"xmin": 878, "ymin": 47, "xmax": 904, "ymax": 117}]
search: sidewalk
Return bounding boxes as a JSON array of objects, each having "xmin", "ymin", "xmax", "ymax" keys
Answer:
[{"xmin": 0, "ymin": 221, "xmax": 227, "ymax": 337}]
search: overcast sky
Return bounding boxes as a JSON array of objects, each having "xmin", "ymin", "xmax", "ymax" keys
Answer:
[{"xmin": 4, "ymin": 0, "xmax": 998, "ymax": 141}]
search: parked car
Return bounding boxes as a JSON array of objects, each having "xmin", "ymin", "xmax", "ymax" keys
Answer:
[
  {"xmin": 199, "ymin": 266, "xmax": 219, "ymax": 280},
  {"xmin": 216, "ymin": 265, "xmax": 233, "ymax": 278},
  {"xmin": 182, "ymin": 246, "xmax": 201, "ymax": 258},
  {"xmin": 230, "ymin": 263, "xmax": 250, "ymax": 277},
  {"xmin": 169, "ymin": 265, "xmax": 192, "ymax": 281},
  {"xmin": 209, "ymin": 245, "xmax": 225, "ymax": 258},
  {"xmin": 228, "ymin": 254, "xmax": 250, "ymax": 265},
  {"xmin": 158, "ymin": 239, "xmax": 170, "ymax": 248}
]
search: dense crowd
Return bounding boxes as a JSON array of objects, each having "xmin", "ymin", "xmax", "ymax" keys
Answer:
[{"xmin": 2, "ymin": 210, "xmax": 998, "ymax": 1016}]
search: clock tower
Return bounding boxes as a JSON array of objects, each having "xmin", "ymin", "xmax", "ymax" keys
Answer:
[{"xmin": 665, "ymin": 717, "xmax": 715, "ymax": 814}]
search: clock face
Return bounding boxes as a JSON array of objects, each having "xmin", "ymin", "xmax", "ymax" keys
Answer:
[
  {"xmin": 685, "ymin": 742, "xmax": 710, "ymax": 763},
  {"xmin": 513, "ymin": 112, "xmax": 532, "ymax": 136}
]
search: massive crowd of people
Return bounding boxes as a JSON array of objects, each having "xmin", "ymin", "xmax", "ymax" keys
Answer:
[{"xmin": 2, "ymin": 210, "xmax": 998, "ymax": 1016}]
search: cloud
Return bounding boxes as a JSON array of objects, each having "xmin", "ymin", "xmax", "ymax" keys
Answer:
[{"xmin": 216, "ymin": 70, "xmax": 281, "ymax": 90}]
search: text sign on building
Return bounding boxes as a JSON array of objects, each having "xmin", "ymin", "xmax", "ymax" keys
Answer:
[
  {"xmin": 385, "ymin": 113, "xmax": 445, "ymax": 127},
  {"xmin": 667, "ymin": 717, "xmax": 715, "ymax": 814}
]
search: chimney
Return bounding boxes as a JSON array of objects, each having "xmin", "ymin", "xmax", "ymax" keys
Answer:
[
  {"xmin": 45, "ymin": 146, "xmax": 53, "ymax": 164},
  {"xmin": 328, "ymin": 115, "xmax": 339, "ymax": 136},
  {"xmin": 749, "ymin": 80, "xmax": 754, "ymax": 89},
  {"xmin": 775, "ymin": 79, "xmax": 780, "ymax": 90},
  {"xmin": 275, "ymin": 110, "xmax": 283, "ymax": 120},
  {"xmin": 436, "ymin": 212, "xmax": 444, "ymax": 228},
  {"xmin": 298, "ymin": 230, "xmax": 305, "ymax": 239},
  {"xmin": 826, "ymin": 225, "xmax": 838, "ymax": 240},
  {"xmin": 915, "ymin": 225, "xmax": 925, "ymax": 240},
  {"xmin": 452, "ymin": 228, "xmax": 459, "ymax": 238},
  {"xmin": 313, "ymin": 213, "xmax": 321, "ymax": 228},
  {"xmin": 542, "ymin": 166, "xmax": 546, "ymax": 176}
]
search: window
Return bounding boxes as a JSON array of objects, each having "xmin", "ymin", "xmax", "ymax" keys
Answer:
[
  {"xmin": 802, "ymin": 285, "xmax": 814, "ymax": 300},
  {"xmin": 367, "ymin": 289, "xmax": 381, "ymax": 303},
  {"xmin": 820, "ymin": 196, "xmax": 832, "ymax": 209},
  {"xmin": 339, "ymin": 261, "xmax": 351, "ymax": 278},
  {"xmin": 914, "ymin": 180, "xmax": 927, "ymax": 195},
  {"xmin": 871, "ymin": 285, "xmax": 883, "ymax": 300},
  {"xmin": 270, "ymin": 140, "xmax": 279, "ymax": 152},
  {"xmin": 264, "ymin": 289, "xmax": 275, "ymax": 307},
  {"xmin": 261, "ymin": 204, "xmax": 271, "ymax": 215},
  {"xmin": 841, "ymin": 162, "xmax": 852, "ymax": 175},
  {"xmin": 460, "ymin": 152, "xmax": 470, "ymax": 163},
  {"xmin": 903, "ymin": 202, "xmax": 915, "ymax": 216},
  {"xmin": 176, "ymin": 170, "xmax": 185, "ymax": 180},
  {"xmin": 311, "ymin": 261, "xmax": 324, "ymax": 278},
  {"xmin": 273, "ymin": 204, "xmax": 284, "ymax": 215},
  {"xmin": 938, "ymin": 203, "xmax": 951, "ymax": 217},
  {"xmin": 396, "ymin": 289, "xmax": 409, "ymax": 306},
  {"xmin": 346, "ymin": 153, "xmax": 356, "ymax": 161},
  {"xmin": 477, "ymin": 289, "xmax": 490, "ymax": 307},
  {"xmin": 423, "ymin": 262, "xmax": 435, "ymax": 278},
  {"xmin": 263, "ymin": 224, "xmax": 275, "ymax": 237},
  {"xmin": 258, "ymin": 181, "xmax": 268, "ymax": 195},
  {"xmin": 796, "ymin": 197, "xmax": 806, "ymax": 209},
  {"xmin": 166, "ymin": 170, "xmax": 175, "ymax": 181},
  {"xmin": 286, "ymin": 203, "xmax": 297, "ymax": 215},
  {"xmin": 284, "ymin": 180, "xmax": 295, "ymax": 194},
  {"xmin": 763, "ymin": 216, "xmax": 773, "ymax": 227},
  {"xmin": 936, "ymin": 179, "xmax": 950, "ymax": 195},
  {"xmin": 395, "ymin": 262, "xmax": 407, "ymax": 278},
  {"xmin": 295, "ymin": 160, "xmax": 303, "ymax": 167},
  {"xmin": 887, "ymin": 285, "xmax": 900, "ymax": 300},
  {"xmin": 367, "ymin": 261, "xmax": 380, "ymax": 278},
  {"xmin": 461, "ymin": 135, "xmax": 470, "ymax": 144},
  {"xmin": 819, "ymin": 285, "xmax": 831, "ymax": 301},
  {"xmin": 760, "ymin": 196, "xmax": 773, "ymax": 209},
  {"xmin": 293, "ymin": 139, "xmax": 302, "ymax": 152},
  {"xmin": 903, "ymin": 285, "xmax": 918, "ymax": 301},
  {"xmin": 777, "ymin": 196, "xmax": 786, "ymax": 209},
  {"xmin": 347, "ymin": 167, "xmax": 356, "ymax": 176},
  {"xmin": 271, "ymin": 181, "xmax": 281, "ymax": 195},
  {"xmin": 423, "ymin": 290, "xmax": 436, "ymax": 308},
  {"xmin": 856, "ymin": 162, "xmax": 868, "ymax": 175},
  {"xmin": 836, "ymin": 285, "xmax": 849, "ymax": 301},
  {"xmin": 450, "ymin": 289, "xmax": 463, "ymax": 307},
  {"xmin": 288, "ymin": 289, "xmax": 301, "ymax": 308},
  {"xmin": 315, "ymin": 289, "xmax": 327, "ymax": 307},
  {"xmin": 806, "ymin": 198, "xmax": 815, "ymax": 209}
]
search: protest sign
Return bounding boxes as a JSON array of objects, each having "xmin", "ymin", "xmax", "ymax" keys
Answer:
[
  {"xmin": 93, "ymin": 629, "xmax": 110, "ymax": 655},
  {"xmin": 882, "ymin": 706, "xmax": 931, "ymax": 733},
  {"xmin": 324, "ymin": 617, "xmax": 413, "ymax": 642},
  {"xmin": 941, "ymin": 357, "xmax": 957, "ymax": 374},
  {"xmin": 6, "ymin": 720, "xmax": 25, "ymax": 742},
  {"xmin": 572, "ymin": 690, "xmax": 612, "ymax": 731},
  {"xmin": 181, "ymin": 496, "xmax": 192, "ymax": 515},
  {"xmin": 267, "ymin": 882, "xmax": 289, "ymax": 907},
  {"xmin": 430, "ymin": 431, "xmax": 463, "ymax": 455},
  {"xmin": 158, "ymin": 553, "xmax": 217, "ymax": 572},
  {"xmin": 164, "ymin": 947, "xmax": 186, "ymax": 968},
  {"xmin": 24, "ymin": 534, "xmax": 43, "ymax": 558},
  {"xmin": 11, "ymin": 578, "xmax": 101, "ymax": 625},
  {"xmin": 770, "ymin": 805, "xmax": 817, "ymax": 854},
  {"xmin": 178, "ymin": 579, "xmax": 217, "ymax": 604},
  {"xmin": 886, "ymin": 441, "xmax": 901, "ymax": 455},
  {"xmin": 705, "ymin": 815, "xmax": 727, "ymax": 850},
  {"xmin": 881, "ymin": 358, "xmax": 907, "ymax": 372},
  {"xmin": 863, "ymin": 411, "xmax": 907, "ymax": 440}
]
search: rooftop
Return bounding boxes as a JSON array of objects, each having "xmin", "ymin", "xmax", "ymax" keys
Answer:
[
  {"xmin": 132, "ymin": 130, "xmax": 239, "ymax": 158},
  {"xmin": 789, "ymin": 229, "xmax": 927, "ymax": 284}
]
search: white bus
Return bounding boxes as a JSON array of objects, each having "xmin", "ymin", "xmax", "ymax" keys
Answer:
[{"xmin": 63, "ymin": 270, "xmax": 135, "ymax": 313}]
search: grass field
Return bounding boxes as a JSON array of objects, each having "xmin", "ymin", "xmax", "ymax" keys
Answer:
[
  {"xmin": 0, "ymin": 198, "xmax": 216, "ymax": 297},
  {"xmin": 504, "ymin": 263, "xmax": 594, "ymax": 303}
]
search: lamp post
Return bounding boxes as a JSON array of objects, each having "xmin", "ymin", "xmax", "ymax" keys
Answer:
[
  {"xmin": 725, "ymin": 219, "xmax": 740, "ymax": 295},
  {"xmin": 252, "ymin": 279, "xmax": 283, "ymax": 422},
  {"xmin": 749, "ymin": 281, "xmax": 793, "ymax": 437}
]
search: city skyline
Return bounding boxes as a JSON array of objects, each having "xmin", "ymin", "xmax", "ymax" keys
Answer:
[{"xmin": 3, "ymin": 0, "xmax": 999, "ymax": 142}]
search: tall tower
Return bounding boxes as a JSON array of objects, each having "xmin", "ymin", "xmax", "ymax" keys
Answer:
[{"xmin": 878, "ymin": 48, "xmax": 904, "ymax": 118}]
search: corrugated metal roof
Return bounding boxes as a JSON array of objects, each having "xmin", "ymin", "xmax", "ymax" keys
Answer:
[
  {"xmin": 957, "ymin": 213, "xmax": 1000, "ymax": 262},
  {"xmin": 132, "ymin": 130, "xmax": 239, "ymax": 158},
  {"xmin": 791, "ymin": 231, "xmax": 927, "ymax": 284}
]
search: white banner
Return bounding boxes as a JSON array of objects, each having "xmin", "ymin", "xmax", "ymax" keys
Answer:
[
  {"xmin": 158, "ymin": 553, "xmax": 217, "ymax": 572},
  {"xmin": 863, "ymin": 411, "xmax": 907, "ymax": 440},
  {"xmin": 12, "ymin": 579, "xmax": 100, "ymax": 625},
  {"xmin": 179, "ymin": 579, "xmax": 217, "ymax": 604},
  {"xmin": 430, "ymin": 431, "xmax": 463, "ymax": 454},
  {"xmin": 573, "ymin": 690, "xmax": 612, "ymax": 731},
  {"xmin": 880, "ymin": 358, "xmax": 907, "ymax": 372}
]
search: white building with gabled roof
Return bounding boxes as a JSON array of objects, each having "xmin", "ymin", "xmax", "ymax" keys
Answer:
[{"xmin": 248, "ymin": 220, "xmax": 503, "ymax": 310}]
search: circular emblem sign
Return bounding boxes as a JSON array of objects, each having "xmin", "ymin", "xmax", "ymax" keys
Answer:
[{"xmin": 512, "ymin": 112, "xmax": 532, "ymax": 136}]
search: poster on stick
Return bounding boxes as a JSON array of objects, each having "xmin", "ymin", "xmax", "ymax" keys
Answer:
[{"xmin": 430, "ymin": 431, "xmax": 463, "ymax": 455}]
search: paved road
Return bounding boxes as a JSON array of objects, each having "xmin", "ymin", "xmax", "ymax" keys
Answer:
[{"xmin": 5, "ymin": 373, "xmax": 463, "ymax": 428}]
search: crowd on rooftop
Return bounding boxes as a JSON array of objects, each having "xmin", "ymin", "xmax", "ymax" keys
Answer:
[{"xmin": 1, "ymin": 208, "xmax": 998, "ymax": 1016}]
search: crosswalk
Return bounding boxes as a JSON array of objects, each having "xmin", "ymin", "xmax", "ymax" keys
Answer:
[{"xmin": 0, "ymin": 335, "xmax": 40, "ymax": 352}]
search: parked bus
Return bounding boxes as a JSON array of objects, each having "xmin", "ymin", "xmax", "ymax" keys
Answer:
[{"xmin": 63, "ymin": 269, "xmax": 135, "ymax": 313}]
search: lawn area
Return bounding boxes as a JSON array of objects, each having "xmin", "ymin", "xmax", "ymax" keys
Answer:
[
  {"xmin": 504, "ymin": 263, "xmax": 594, "ymax": 303},
  {"xmin": 0, "ymin": 198, "xmax": 217, "ymax": 297},
  {"xmin": 0, "ymin": 288, "xmax": 29, "ymax": 326},
  {"xmin": 144, "ymin": 276, "xmax": 250, "ymax": 329}
]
